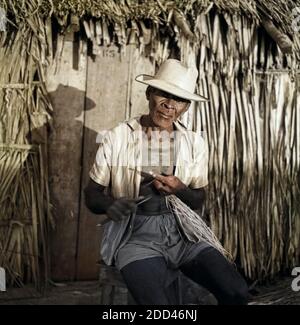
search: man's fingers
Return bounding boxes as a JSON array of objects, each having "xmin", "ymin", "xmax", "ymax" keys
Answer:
[
  {"xmin": 107, "ymin": 207, "xmax": 124, "ymax": 221},
  {"xmin": 154, "ymin": 174, "xmax": 168, "ymax": 183},
  {"xmin": 160, "ymin": 186, "xmax": 172, "ymax": 194},
  {"xmin": 153, "ymin": 179, "xmax": 163, "ymax": 189},
  {"xmin": 153, "ymin": 180, "xmax": 172, "ymax": 194},
  {"xmin": 116, "ymin": 199, "xmax": 135, "ymax": 209},
  {"xmin": 108, "ymin": 198, "xmax": 138, "ymax": 222},
  {"xmin": 124, "ymin": 200, "xmax": 137, "ymax": 210}
]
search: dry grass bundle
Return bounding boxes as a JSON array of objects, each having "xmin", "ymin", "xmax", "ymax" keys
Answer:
[
  {"xmin": 166, "ymin": 194, "xmax": 233, "ymax": 260},
  {"xmin": 0, "ymin": 13, "xmax": 53, "ymax": 287},
  {"xmin": 1, "ymin": 0, "xmax": 298, "ymax": 32},
  {"xmin": 186, "ymin": 11, "xmax": 300, "ymax": 280},
  {"xmin": 1, "ymin": 1, "xmax": 299, "ymax": 57}
]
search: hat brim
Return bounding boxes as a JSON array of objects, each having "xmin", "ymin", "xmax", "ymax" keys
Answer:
[{"xmin": 135, "ymin": 74, "xmax": 209, "ymax": 102}]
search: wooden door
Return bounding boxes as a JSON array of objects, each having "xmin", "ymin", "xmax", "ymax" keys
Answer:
[
  {"xmin": 76, "ymin": 45, "xmax": 154, "ymax": 279},
  {"xmin": 46, "ymin": 37, "xmax": 87, "ymax": 280},
  {"xmin": 47, "ymin": 40, "xmax": 155, "ymax": 280}
]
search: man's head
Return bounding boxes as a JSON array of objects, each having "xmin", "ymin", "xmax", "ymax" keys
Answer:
[
  {"xmin": 135, "ymin": 59, "xmax": 208, "ymax": 128},
  {"xmin": 146, "ymin": 86, "xmax": 190, "ymax": 129}
]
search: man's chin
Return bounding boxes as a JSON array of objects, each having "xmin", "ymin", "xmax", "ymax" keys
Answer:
[{"xmin": 152, "ymin": 116, "xmax": 174, "ymax": 129}]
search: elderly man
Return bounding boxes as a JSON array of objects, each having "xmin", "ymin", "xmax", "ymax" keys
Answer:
[{"xmin": 84, "ymin": 59, "xmax": 249, "ymax": 305}]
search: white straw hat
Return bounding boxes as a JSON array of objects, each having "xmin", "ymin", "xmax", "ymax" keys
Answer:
[{"xmin": 135, "ymin": 59, "xmax": 208, "ymax": 102}]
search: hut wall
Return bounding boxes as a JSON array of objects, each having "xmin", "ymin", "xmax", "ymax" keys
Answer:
[
  {"xmin": 46, "ymin": 38, "xmax": 88, "ymax": 280},
  {"xmin": 0, "ymin": 19, "xmax": 53, "ymax": 287},
  {"xmin": 1, "ymin": 1, "xmax": 299, "ymax": 285},
  {"xmin": 46, "ymin": 13, "xmax": 300, "ymax": 281},
  {"xmin": 46, "ymin": 37, "xmax": 155, "ymax": 280}
]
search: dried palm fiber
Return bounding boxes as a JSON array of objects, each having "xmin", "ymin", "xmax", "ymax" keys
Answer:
[
  {"xmin": 261, "ymin": 18, "xmax": 293, "ymax": 54},
  {"xmin": 0, "ymin": 9, "xmax": 53, "ymax": 287},
  {"xmin": 2, "ymin": 0, "xmax": 299, "ymax": 57},
  {"xmin": 166, "ymin": 195, "xmax": 232, "ymax": 260},
  {"xmin": 2, "ymin": 0, "xmax": 297, "ymax": 31},
  {"xmin": 188, "ymin": 9, "xmax": 299, "ymax": 280}
]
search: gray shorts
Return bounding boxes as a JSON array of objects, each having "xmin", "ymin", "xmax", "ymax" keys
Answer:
[{"xmin": 115, "ymin": 212, "xmax": 209, "ymax": 272}]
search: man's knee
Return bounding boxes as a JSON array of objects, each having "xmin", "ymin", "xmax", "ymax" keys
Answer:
[
  {"xmin": 221, "ymin": 283, "xmax": 249, "ymax": 305},
  {"xmin": 120, "ymin": 257, "xmax": 171, "ymax": 305}
]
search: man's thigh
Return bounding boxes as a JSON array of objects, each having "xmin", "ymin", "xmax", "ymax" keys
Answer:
[
  {"xmin": 180, "ymin": 246, "xmax": 249, "ymax": 305},
  {"xmin": 120, "ymin": 257, "xmax": 179, "ymax": 305}
]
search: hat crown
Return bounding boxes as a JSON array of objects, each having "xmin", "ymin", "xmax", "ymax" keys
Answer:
[
  {"xmin": 154, "ymin": 59, "xmax": 198, "ymax": 94},
  {"xmin": 135, "ymin": 58, "xmax": 207, "ymax": 101}
]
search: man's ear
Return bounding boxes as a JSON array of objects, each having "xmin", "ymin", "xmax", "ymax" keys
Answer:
[
  {"xmin": 146, "ymin": 87, "xmax": 151, "ymax": 100},
  {"xmin": 183, "ymin": 102, "xmax": 191, "ymax": 113}
]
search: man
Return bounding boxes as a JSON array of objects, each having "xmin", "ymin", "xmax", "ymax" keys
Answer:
[{"xmin": 85, "ymin": 59, "xmax": 249, "ymax": 305}]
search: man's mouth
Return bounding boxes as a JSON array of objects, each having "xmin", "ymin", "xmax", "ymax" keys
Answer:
[{"xmin": 158, "ymin": 112, "xmax": 173, "ymax": 119}]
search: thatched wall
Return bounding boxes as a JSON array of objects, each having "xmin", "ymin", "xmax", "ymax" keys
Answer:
[
  {"xmin": 0, "ymin": 0, "xmax": 299, "ymax": 285},
  {"xmin": 0, "ymin": 15, "xmax": 53, "ymax": 287}
]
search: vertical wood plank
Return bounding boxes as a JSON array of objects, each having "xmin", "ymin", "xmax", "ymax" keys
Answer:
[
  {"xmin": 129, "ymin": 49, "xmax": 155, "ymax": 117},
  {"xmin": 46, "ymin": 37, "xmax": 87, "ymax": 280},
  {"xmin": 76, "ymin": 46, "xmax": 154, "ymax": 279},
  {"xmin": 76, "ymin": 46, "xmax": 131, "ymax": 279}
]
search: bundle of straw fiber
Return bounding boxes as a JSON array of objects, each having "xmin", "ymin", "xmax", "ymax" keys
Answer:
[
  {"xmin": 1, "ymin": 1, "xmax": 299, "ymax": 55},
  {"xmin": 0, "ymin": 12, "xmax": 54, "ymax": 287},
  {"xmin": 166, "ymin": 194, "xmax": 233, "ymax": 261},
  {"xmin": 1, "ymin": 0, "xmax": 299, "ymax": 33},
  {"xmin": 79, "ymin": 1, "xmax": 299, "ymax": 61},
  {"xmin": 186, "ymin": 11, "xmax": 300, "ymax": 280}
]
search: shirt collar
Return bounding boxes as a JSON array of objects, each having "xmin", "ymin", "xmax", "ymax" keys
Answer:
[{"xmin": 126, "ymin": 115, "xmax": 142, "ymax": 131}]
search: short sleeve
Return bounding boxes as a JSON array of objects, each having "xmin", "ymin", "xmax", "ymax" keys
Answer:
[
  {"xmin": 189, "ymin": 135, "xmax": 209, "ymax": 189},
  {"xmin": 89, "ymin": 133, "xmax": 112, "ymax": 187}
]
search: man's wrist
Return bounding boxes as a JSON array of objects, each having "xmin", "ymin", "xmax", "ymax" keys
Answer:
[
  {"xmin": 102, "ymin": 196, "xmax": 115, "ymax": 213},
  {"xmin": 175, "ymin": 186, "xmax": 191, "ymax": 200}
]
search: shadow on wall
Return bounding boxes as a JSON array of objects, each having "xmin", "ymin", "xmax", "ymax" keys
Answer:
[
  {"xmin": 27, "ymin": 83, "xmax": 100, "ymax": 280},
  {"xmin": 29, "ymin": 83, "xmax": 99, "ymax": 189}
]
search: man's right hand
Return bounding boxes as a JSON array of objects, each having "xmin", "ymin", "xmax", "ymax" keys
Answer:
[{"xmin": 106, "ymin": 198, "xmax": 137, "ymax": 222}]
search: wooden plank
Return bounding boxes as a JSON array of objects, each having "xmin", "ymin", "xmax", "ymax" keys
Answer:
[
  {"xmin": 76, "ymin": 46, "xmax": 131, "ymax": 279},
  {"xmin": 46, "ymin": 37, "xmax": 87, "ymax": 280},
  {"xmin": 76, "ymin": 46, "xmax": 154, "ymax": 279},
  {"xmin": 129, "ymin": 48, "xmax": 155, "ymax": 117}
]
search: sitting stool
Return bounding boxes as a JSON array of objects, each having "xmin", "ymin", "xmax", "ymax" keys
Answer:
[{"xmin": 98, "ymin": 260, "xmax": 135, "ymax": 305}]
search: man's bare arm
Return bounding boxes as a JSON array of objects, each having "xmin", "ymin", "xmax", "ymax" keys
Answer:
[
  {"xmin": 84, "ymin": 179, "xmax": 137, "ymax": 221},
  {"xmin": 175, "ymin": 187, "xmax": 206, "ymax": 210},
  {"xmin": 84, "ymin": 179, "xmax": 114, "ymax": 214},
  {"xmin": 152, "ymin": 174, "xmax": 206, "ymax": 210}
]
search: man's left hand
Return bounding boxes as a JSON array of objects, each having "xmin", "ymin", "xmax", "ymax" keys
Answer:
[{"xmin": 152, "ymin": 174, "xmax": 187, "ymax": 194}]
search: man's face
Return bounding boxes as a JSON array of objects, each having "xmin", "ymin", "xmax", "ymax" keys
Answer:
[{"xmin": 147, "ymin": 88, "xmax": 191, "ymax": 129}]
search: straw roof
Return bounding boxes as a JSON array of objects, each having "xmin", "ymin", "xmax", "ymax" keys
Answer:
[{"xmin": 2, "ymin": 0, "xmax": 300, "ymax": 37}]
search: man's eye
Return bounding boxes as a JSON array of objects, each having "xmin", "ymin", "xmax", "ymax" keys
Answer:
[{"xmin": 177, "ymin": 100, "xmax": 188, "ymax": 105}]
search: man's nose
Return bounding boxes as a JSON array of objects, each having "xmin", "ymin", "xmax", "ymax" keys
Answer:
[{"xmin": 162, "ymin": 99, "xmax": 176, "ymax": 110}]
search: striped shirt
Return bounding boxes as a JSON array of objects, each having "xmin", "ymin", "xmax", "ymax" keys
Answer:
[{"xmin": 89, "ymin": 115, "xmax": 208, "ymax": 265}]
